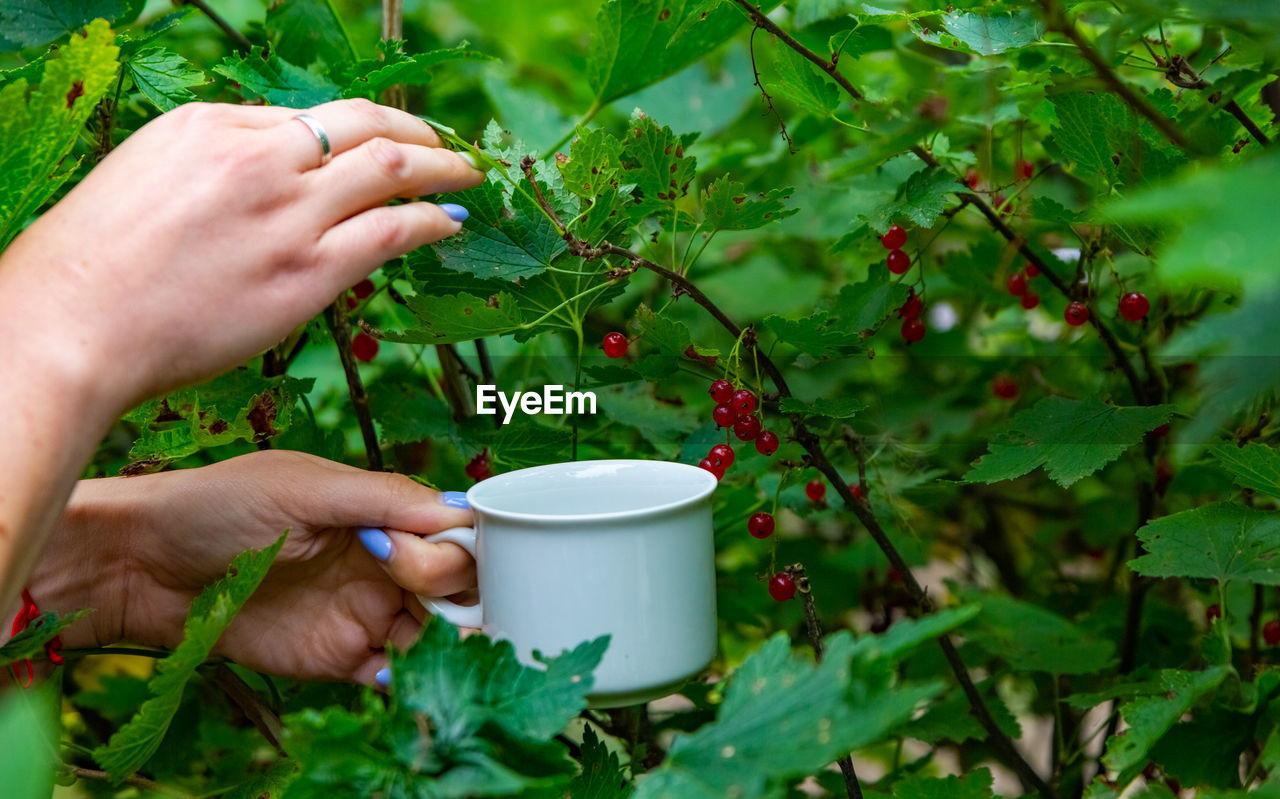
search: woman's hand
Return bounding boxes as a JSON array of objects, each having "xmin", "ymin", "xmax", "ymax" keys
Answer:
[
  {"xmin": 0, "ymin": 99, "xmax": 483, "ymax": 415},
  {"xmin": 32, "ymin": 450, "xmax": 476, "ymax": 685}
]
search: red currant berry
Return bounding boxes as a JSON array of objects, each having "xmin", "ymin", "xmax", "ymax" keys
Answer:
[
  {"xmin": 698, "ymin": 457, "xmax": 725, "ymax": 480},
  {"xmin": 602, "ymin": 331, "xmax": 628, "ymax": 358},
  {"xmin": 993, "ymin": 194, "xmax": 1011, "ymax": 214},
  {"xmin": 352, "ymin": 332, "xmax": 379, "ymax": 362},
  {"xmin": 848, "ymin": 483, "xmax": 864, "ymax": 500},
  {"xmin": 709, "ymin": 443, "xmax": 735, "ymax": 468},
  {"xmin": 880, "ymin": 224, "xmax": 907, "ymax": 250},
  {"xmin": 886, "ymin": 249, "xmax": 911, "ymax": 275},
  {"xmin": 965, "ymin": 169, "xmax": 981, "ymax": 190},
  {"xmin": 768, "ymin": 573, "xmax": 797, "ymax": 602},
  {"xmin": 345, "ymin": 294, "xmax": 358, "ymax": 310},
  {"xmin": 1006, "ymin": 272, "xmax": 1027, "ymax": 296},
  {"xmin": 1149, "ymin": 423, "xmax": 1171, "ymax": 439},
  {"xmin": 992, "ymin": 376, "xmax": 1018, "ymax": 399},
  {"xmin": 465, "ymin": 452, "xmax": 490, "ymax": 481},
  {"xmin": 1021, "ymin": 292, "xmax": 1040, "ymax": 310},
  {"xmin": 352, "ymin": 278, "xmax": 375, "ymax": 299},
  {"xmin": 1265, "ymin": 620, "xmax": 1280, "ymax": 646},
  {"xmin": 1064, "ymin": 302, "xmax": 1089, "ymax": 326},
  {"xmin": 805, "ymin": 478, "xmax": 826, "ymax": 502},
  {"xmin": 887, "ymin": 566, "xmax": 902, "ymax": 583},
  {"xmin": 898, "ymin": 292, "xmax": 923, "ymax": 319},
  {"xmin": 1119, "ymin": 291, "xmax": 1150, "ymax": 321},
  {"xmin": 1155, "ymin": 456, "xmax": 1174, "ymax": 496},
  {"xmin": 1017, "ymin": 159, "xmax": 1034, "ymax": 180},
  {"xmin": 748, "ymin": 512, "xmax": 775, "ymax": 539},
  {"xmin": 1206, "ymin": 603, "xmax": 1221, "ymax": 623},
  {"xmin": 709, "ymin": 379, "xmax": 734, "ymax": 404},
  {"xmin": 755, "ymin": 430, "xmax": 779, "ymax": 456},
  {"xmin": 901, "ymin": 317, "xmax": 926, "ymax": 343},
  {"xmin": 1025, "ymin": 263, "xmax": 1040, "ymax": 277},
  {"xmin": 712, "ymin": 403, "xmax": 738, "ymax": 428},
  {"xmin": 733, "ymin": 414, "xmax": 761, "ymax": 441},
  {"xmin": 731, "ymin": 389, "xmax": 757, "ymax": 415}
]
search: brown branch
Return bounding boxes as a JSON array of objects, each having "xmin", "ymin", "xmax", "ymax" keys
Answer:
[
  {"xmin": 1039, "ymin": 0, "xmax": 1189, "ymax": 151},
  {"xmin": 324, "ymin": 303, "xmax": 384, "ymax": 470},
  {"xmin": 728, "ymin": 0, "xmax": 864, "ymax": 101},
  {"xmin": 67, "ymin": 766, "xmax": 194, "ymax": 798},
  {"xmin": 212, "ymin": 663, "xmax": 285, "ymax": 756},
  {"xmin": 788, "ymin": 563, "xmax": 863, "ymax": 799},
  {"xmin": 178, "ymin": 0, "xmax": 252, "ymax": 52},
  {"xmin": 1166, "ymin": 55, "xmax": 1271, "ymax": 148}
]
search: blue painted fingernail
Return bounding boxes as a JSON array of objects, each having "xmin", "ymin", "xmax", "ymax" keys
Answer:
[
  {"xmin": 439, "ymin": 203, "xmax": 469, "ymax": 222},
  {"xmin": 375, "ymin": 667, "xmax": 391, "ymax": 687},
  {"xmin": 358, "ymin": 527, "xmax": 393, "ymax": 562},
  {"xmin": 441, "ymin": 491, "xmax": 470, "ymax": 510}
]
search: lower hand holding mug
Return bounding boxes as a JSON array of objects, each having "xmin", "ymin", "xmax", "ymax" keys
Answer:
[{"xmin": 416, "ymin": 460, "xmax": 719, "ymax": 708}]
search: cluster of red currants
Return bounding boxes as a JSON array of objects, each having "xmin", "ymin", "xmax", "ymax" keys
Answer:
[
  {"xmin": 1005, "ymin": 262, "xmax": 1042, "ymax": 311},
  {"xmin": 896, "ymin": 288, "xmax": 926, "ymax": 344},
  {"xmin": 880, "ymin": 224, "xmax": 911, "ymax": 275},
  {"xmin": 698, "ymin": 379, "xmax": 779, "ymax": 480},
  {"xmin": 464, "ymin": 450, "xmax": 492, "ymax": 482}
]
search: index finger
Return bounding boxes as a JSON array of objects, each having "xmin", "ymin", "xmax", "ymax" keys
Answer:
[{"xmin": 277, "ymin": 98, "xmax": 443, "ymax": 169}]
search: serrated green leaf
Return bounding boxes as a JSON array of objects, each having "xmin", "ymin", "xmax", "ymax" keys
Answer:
[
  {"xmin": 892, "ymin": 767, "xmax": 994, "ymax": 799},
  {"xmin": 344, "ymin": 43, "xmax": 494, "ymax": 99},
  {"xmin": 587, "ymin": 0, "xmax": 755, "ymax": 106},
  {"xmin": 766, "ymin": 44, "xmax": 839, "ymax": 118},
  {"xmin": 127, "ymin": 45, "xmax": 205, "ymax": 111},
  {"xmin": 967, "ymin": 594, "xmax": 1115, "ymax": 675},
  {"xmin": 761, "ymin": 310, "xmax": 850, "ymax": 357},
  {"xmin": 598, "ymin": 385, "xmax": 697, "ymax": 449},
  {"xmin": 910, "ymin": 10, "xmax": 1043, "ymax": 55},
  {"xmin": 794, "ymin": 0, "xmax": 860, "ymax": 28},
  {"xmin": 1149, "ymin": 709, "xmax": 1254, "ymax": 789},
  {"xmin": 1212, "ymin": 443, "xmax": 1280, "ymax": 499},
  {"xmin": 569, "ymin": 725, "xmax": 629, "ymax": 798},
  {"xmin": 778, "ymin": 396, "xmax": 866, "ymax": 420},
  {"xmin": 265, "ymin": 0, "xmax": 354, "ymax": 68},
  {"xmin": 369, "ymin": 376, "xmax": 455, "ymax": 446},
  {"xmin": 832, "ymin": 269, "xmax": 911, "ymax": 331},
  {"xmin": 1129, "ymin": 502, "xmax": 1280, "ymax": 584},
  {"xmin": 0, "ymin": 610, "xmax": 89, "ymax": 667},
  {"xmin": 434, "ymin": 179, "xmax": 567, "ymax": 281},
  {"xmin": 213, "ymin": 47, "xmax": 341, "ymax": 107},
  {"xmin": 0, "ymin": 0, "xmax": 127, "ymax": 48},
  {"xmin": 390, "ymin": 292, "xmax": 525, "ymax": 345},
  {"xmin": 0, "ymin": 18, "xmax": 120, "ymax": 249},
  {"xmin": 558, "ymin": 126, "xmax": 624, "ymax": 198},
  {"xmin": 1102, "ymin": 667, "xmax": 1229, "ymax": 776},
  {"xmin": 964, "ymin": 396, "xmax": 1175, "ymax": 488},
  {"xmin": 93, "ymin": 531, "xmax": 287, "ymax": 781},
  {"xmin": 701, "ymin": 176, "xmax": 798, "ymax": 233},
  {"xmin": 637, "ymin": 633, "xmax": 940, "ymax": 798},
  {"xmin": 222, "ymin": 760, "xmax": 299, "ymax": 799},
  {"xmin": 861, "ymin": 166, "xmax": 959, "ymax": 231},
  {"xmin": 620, "ymin": 111, "xmax": 698, "ymax": 221},
  {"xmin": 492, "ymin": 420, "xmax": 574, "ymax": 467},
  {"xmin": 631, "ymin": 304, "xmax": 692, "ymax": 355}
]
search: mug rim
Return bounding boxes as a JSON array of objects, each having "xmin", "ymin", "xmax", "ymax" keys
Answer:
[{"xmin": 465, "ymin": 458, "xmax": 717, "ymax": 523}]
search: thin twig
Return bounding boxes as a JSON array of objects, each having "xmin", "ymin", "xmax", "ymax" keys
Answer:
[
  {"xmin": 1165, "ymin": 55, "xmax": 1271, "ymax": 147},
  {"xmin": 212, "ymin": 664, "xmax": 285, "ymax": 756},
  {"xmin": 324, "ymin": 303, "xmax": 384, "ymax": 470},
  {"xmin": 1039, "ymin": 0, "xmax": 1189, "ymax": 151},
  {"xmin": 788, "ymin": 563, "xmax": 864, "ymax": 799},
  {"xmin": 748, "ymin": 26, "xmax": 795, "ymax": 154},
  {"xmin": 67, "ymin": 766, "xmax": 194, "ymax": 799},
  {"xmin": 178, "ymin": 0, "xmax": 252, "ymax": 52},
  {"xmin": 728, "ymin": 0, "xmax": 864, "ymax": 101}
]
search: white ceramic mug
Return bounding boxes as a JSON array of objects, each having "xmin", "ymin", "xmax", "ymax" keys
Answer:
[{"xmin": 418, "ymin": 459, "xmax": 718, "ymax": 707}]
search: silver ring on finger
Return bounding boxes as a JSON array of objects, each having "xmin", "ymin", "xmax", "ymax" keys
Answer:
[{"xmin": 292, "ymin": 113, "xmax": 332, "ymax": 167}]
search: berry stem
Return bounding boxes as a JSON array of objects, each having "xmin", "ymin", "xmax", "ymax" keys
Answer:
[
  {"xmin": 787, "ymin": 563, "xmax": 864, "ymax": 799},
  {"xmin": 324, "ymin": 302, "xmax": 383, "ymax": 471}
]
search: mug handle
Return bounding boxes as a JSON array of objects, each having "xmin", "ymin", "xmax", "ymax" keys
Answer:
[{"xmin": 416, "ymin": 526, "xmax": 483, "ymax": 629}]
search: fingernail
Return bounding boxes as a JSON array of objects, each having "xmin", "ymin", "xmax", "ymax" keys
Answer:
[
  {"xmin": 441, "ymin": 491, "xmax": 470, "ymax": 510},
  {"xmin": 457, "ymin": 151, "xmax": 485, "ymax": 171},
  {"xmin": 375, "ymin": 667, "xmax": 391, "ymax": 687},
  {"xmin": 439, "ymin": 203, "xmax": 469, "ymax": 223},
  {"xmin": 357, "ymin": 527, "xmax": 394, "ymax": 562}
]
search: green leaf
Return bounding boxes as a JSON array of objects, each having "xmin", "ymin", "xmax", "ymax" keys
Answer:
[
  {"xmin": 1150, "ymin": 709, "xmax": 1254, "ymax": 789},
  {"xmin": 766, "ymin": 44, "xmax": 839, "ymax": 118},
  {"xmin": 1102, "ymin": 667, "xmax": 1230, "ymax": 776},
  {"xmin": 434, "ymin": 179, "xmax": 567, "ymax": 281},
  {"xmin": 491, "ymin": 420, "xmax": 574, "ymax": 468},
  {"xmin": 390, "ymin": 291, "xmax": 525, "ymax": 345},
  {"xmin": 222, "ymin": 760, "xmax": 299, "ymax": 799},
  {"xmin": 568, "ymin": 725, "xmax": 629, "ymax": 798},
  {"xmin": 637, "ymin": 633, "xmax": 941, "ymax": 798},
  {"xmin": 587, "ymin": 0, "xmax": 755, "ymax": 106},
  {"xmin": 1107, "ymin": 150, "xmax": 1280, "ymax": 292},
  {"xmin": 860, "ymin": 166, "xmax": 959, "ymax": 231},
  {"xmin": 1129, "ymin": 502, "xmax": 1280, "ymax": 585},
  {"xmin": 126, "ymin": 46, "xmax": 205, "ymax": 111},
  {"xmin": 832, "ymin": 270, "xmax": 911, "ymax": 332},
  {"xmin": 892, "ymin": 767, "xmax": 994, "ymax": 799},
  {"xmin": 93, "ymin": 531, "xmax": 288, "ymax": 781},
  {"xmin": 0, "ymin": 610, "xmax": 89, "ymax": 667},
  {"xmin": 778, "ymin": 396, "xmax": 866, "ymax": 420},
  {"xmin": 761, "ymin": 310, "xmax": 850, "ymax": 357},
  {"xmin": 558, "ymin": 126, "xmax": 624, "ymax": 199},
  {"xmin": 598, "ymin": 385, "xmax": 697, "ymax": 449},
  {"xmin": 265, "ymin": 0, "xmax": 354, "ymax": 68},
  {"xmin": 631, "ymin": 304, "xmax": 692, "ymax": 355},
  {"xmin": 344, "ymin": 42, "xmax": 495, "ymax": 100},
  {"xmin": 0, "ymin": 18, "xmax": 120, "ymax": 249},
  {"xmin": 701, "ymin": 176, "xmax": 798, "ymax": 233},
  {"xmin": 910, "ymin": 10, "xmax": 1043, "ymax": 56},
  {"xmin": 0, "ymin": 0, "xmax": 127, "ymax": 48},
  {"xmin": 963, "ymin": 396, "xmax": 1175, "ymax": 488},
  {"xmin": 794, "ymin": 0, "xmax": 860, "ymax": 28},
  {"xmin": 0, "ymin": 687, "xmax": 57, "ymax": 799},
  {"xmin": 967, "ymin": 594, "xmax": 1115, "ymax": 675},
  {"xmin": 213, "ymin": 47, "xmax": 341, "ymax": 107},
  {"xmin": 369, "ymin": 377, "xmax": 456, "ymax": 446},
  {"xmin": 1212, "ymin": 443, "xmax": 1280, "ymax": 499},
  {"xmin": 620, "ymin": 111, "xmax": 698, "ymax": 221}
]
